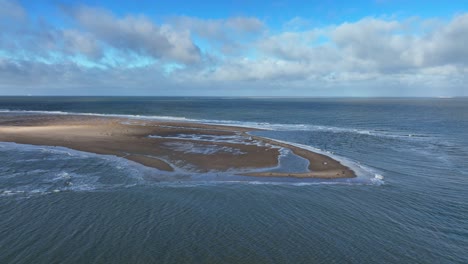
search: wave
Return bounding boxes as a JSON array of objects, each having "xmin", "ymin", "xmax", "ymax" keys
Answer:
[
  {"xmin": 0, "ymin": 109, "xmax": 429, "ymax": 140},
  {"xmin": 0, "ymin": 109, "xmax": 193, "ymax": 122},
  {"xmin": 154, "ymin": 179, "xmax": 383, "ymax": 187},
  {"xmin": 0, "ymin": 142, "xmax": 148, "ymax": 198},
  {"xmin": 210, "ymin": 120, "xmax": 428, "ymax": 139},
  {"xmin": 0, "ymin": 140, "xmax": 383, "ymax": 198}
]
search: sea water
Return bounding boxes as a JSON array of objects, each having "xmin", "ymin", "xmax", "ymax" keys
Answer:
[{"xmin": 0, "ymin": 97, "xmax": 467, "ymax": 263}]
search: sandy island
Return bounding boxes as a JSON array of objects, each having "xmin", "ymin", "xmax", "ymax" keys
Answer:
[{"xmin": 0, "ymin": 114, "xmax": 355, "ymax": 179}]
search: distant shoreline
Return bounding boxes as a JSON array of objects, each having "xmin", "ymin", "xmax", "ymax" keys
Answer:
[{"xmin": 0, "ymin": 114, "xmax": 355, "ymax": 179}]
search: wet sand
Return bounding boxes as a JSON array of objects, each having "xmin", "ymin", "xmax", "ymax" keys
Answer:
[{"xmin": 0, "ymin": 114, "xmax": 355, "ymax": 178}]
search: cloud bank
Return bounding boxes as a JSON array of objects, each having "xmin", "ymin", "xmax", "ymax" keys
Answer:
[{"xmin": 0, "ymin": 0, "xmax": 467, "ymax": 96}]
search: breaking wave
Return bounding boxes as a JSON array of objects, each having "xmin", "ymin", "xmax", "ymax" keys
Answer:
[{"xmin": 0, "ymin": 109, "xmax": 429, "ymax": 140}]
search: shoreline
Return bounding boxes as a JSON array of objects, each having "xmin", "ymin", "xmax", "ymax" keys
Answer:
[{"xmin": 0, "ymin": 113, "xmax": 356, "ymax": 179}]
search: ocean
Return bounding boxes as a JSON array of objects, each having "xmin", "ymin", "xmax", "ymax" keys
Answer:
[{"xmin": 0, "ymin": 97, "xmax": 467, "ymax": 263}]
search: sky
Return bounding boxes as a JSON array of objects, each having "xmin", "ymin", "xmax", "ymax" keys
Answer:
[{"xmin": 0, "ymin": 0, "xmax": 467, "ymax": 96}]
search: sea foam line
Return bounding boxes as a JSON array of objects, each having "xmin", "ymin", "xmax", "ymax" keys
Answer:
[
  {"xmin": 0, "ymin": 138, "xmax": 382, "ymax": 191},
  {"xmin": 0, "ymin": 109, "xmax": 193, "ymax": 121},
  {"xmin": 0, "ymin": 109, "xmax": 428, "ymax": 140},
  {"xmin": 249, "ymin": 135, "xmax": 384, "ymax": 184},
  {"xmin": 1, "ymin": 109, "xmax": 384, "ymax": 184}
]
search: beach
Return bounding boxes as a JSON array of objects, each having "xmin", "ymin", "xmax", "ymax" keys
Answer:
[{"xmin": 0, "ymin": 114, "xmax": 355, "ymax": 178}]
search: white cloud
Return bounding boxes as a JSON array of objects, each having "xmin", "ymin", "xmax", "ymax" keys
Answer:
[
  {"xmin": 257, "ymin": 31, "xmax": 322, "ymax": 61},
  {"xmin": 69, "ymin": 6, "xmax": 201, "ymax": 64},
  {"xmin": 170, "ymin": 16, "xmax": 265, "ymax": 55},
  {"xmin": 171, "ymin": 16, "xmax": 264, "ymax": 40},
  {"xmin": 62, "ymin": 30, "xmax": 101, "ymax": 58},
  {"xmin": 0, "ymin": 2, "xmax": 467, "ymax": 96},
  {"xmin": 223, "ymin": 14, "xmax": 468, "ymax": 86}
]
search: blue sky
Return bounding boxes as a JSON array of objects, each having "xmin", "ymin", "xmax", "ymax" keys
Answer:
[
  {"xmin": 1, "ymin": 0, "xmax": 467, "ymax": 96},
  {"xmin": 21, "ymin": 1, "xmax": 468, "ymax": 23}
]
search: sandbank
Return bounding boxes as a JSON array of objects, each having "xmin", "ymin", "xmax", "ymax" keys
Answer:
[{"xmin": 0, "ymin": 114, "xmax": 355, "ymax": 179}]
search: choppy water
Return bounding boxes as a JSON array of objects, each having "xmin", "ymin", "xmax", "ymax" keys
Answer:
[{"xmin": 0, "ymin": 97, "xmax": 467, "ymax": 263}]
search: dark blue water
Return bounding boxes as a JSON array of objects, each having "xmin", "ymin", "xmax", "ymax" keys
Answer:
[{"xmin": 1, "ymin": 97, "xmax": 467, "ymax": 263}]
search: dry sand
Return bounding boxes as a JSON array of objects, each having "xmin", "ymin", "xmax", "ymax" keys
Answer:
[{"xmin": 0, "ymin": 114, "xmax": 355, "ymax": 178}]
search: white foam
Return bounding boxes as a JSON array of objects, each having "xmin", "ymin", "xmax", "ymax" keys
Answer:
[
  {"xmin": 370, "ymin": 174, "xmax": 385, "ymax": 185},
  {"xmin": 155, "ymin": 179, "xmax": 380, "ymax": 187},
  {"xmin": 149, "ymin": 133, "xmax": 247, "ymax": 144},
  {"xmin": 0, "ymin": 118, "xmax": 385, "ymax": 188},
  {"xmin": 0, "ymin": 109, "xmax": 429, "ymax": 140},
  {"xmin": 0, "ymin": 109, "xmax": 195, "ymax": 122},
  {"xmin": 148, "ymin": 133, "xmax": 271, "ymax": 148},
  {"xmin": 1, "ymin": 138, "xmax": 382, "ymax": 187},
  {"xmin": 248, "ymin": 135, "xmax": 383, "ymax": 184},
  {"xmin": 162, "ymin": 141, "xmax": 246, "ymax": 155},
  {"xmin": 0, "ymin": 142, "xmax": 150, "ymax": 197}
]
